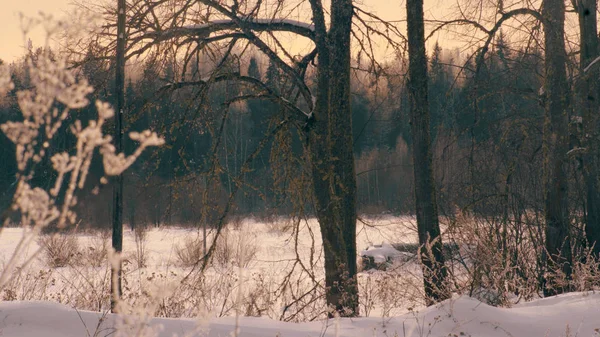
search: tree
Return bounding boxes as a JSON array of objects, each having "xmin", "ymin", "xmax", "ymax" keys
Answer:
[
  {"xmin": 577, "ymin": 0, "xmax": 600, "ymax": 259},
  {"xmin": 112, "ymin": 0, "xmax": 394, "ymax": 316},
  {"xmin": 406, "ymin": 0, "xmax": 449, "ymax": 305},
  {"xmin": 541, "ymin": 0, "xmax": 572, "ymax": 295},
  {"xmin": 429, "ymin": 42, "xmax": 454, "ymax": 133},
  {"xmin": 307, "ymin": 0, "xmax": 359, "ymax": 316},
  {"xmin": 247, "ymin": 56, "xmax": 260, "ymax": 80},
  {"xmin": 265, "ymin": 59, "xmax": 281, "ymax": 94},
  {"xmin": 111, "ymin": 0, "xmax": 126, "ymax": 312}
]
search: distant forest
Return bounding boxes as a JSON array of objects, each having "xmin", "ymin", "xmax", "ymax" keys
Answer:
[{"xmin": 0, "ymin": 36, "xmax": 548, "ymax": 228}]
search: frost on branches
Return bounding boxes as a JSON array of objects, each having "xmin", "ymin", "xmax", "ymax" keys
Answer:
[{"xmin": 0, "ymin": 53, "xmax": 164, "ymax": 291}]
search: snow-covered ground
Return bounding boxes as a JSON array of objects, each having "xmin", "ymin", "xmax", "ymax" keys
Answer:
[
  {"xmin": 0, "ymin": 217, "xmax": 423, "ymax": 319},
  {"xmin": 1, "ymin": 217, "xmax": 598, "ymax": 336},
  {"xmin": 1, "ymin": 292, "xmax": 599, "ymax": 336}
]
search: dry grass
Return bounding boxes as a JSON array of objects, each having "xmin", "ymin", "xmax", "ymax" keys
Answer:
[
  {"xmin": 133, "ymin": 225, "xmax": 149, "ymax": 268},
  {"xmin": 38, "ymin": 233, "xmax": 81, "ymax": 268},
  {"xmin": 175, "ymin": 236, "xmax": 205, "ymax": 267},
  {"xmin": 81, "ymin": 229, "xmax": 110, "ymax": 268},
  {"xmin": 213, "ymin": 230, "xmax": 259, "ymax": 268}
]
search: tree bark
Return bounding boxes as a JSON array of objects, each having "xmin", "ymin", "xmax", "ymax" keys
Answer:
[
  {"xmin": 111, "ymin": 0, "xmax": 126, "ymax": 313},
  {"xmin": 542, "ymin": 0, "xmax": 572, "ymax": 296},
  {"xmin": 308, "ymin": 0, "xmax": 358, "ymax": 317},
  {"xmin": 578, "ymin": 0, "xmax": 600, "ymax": 258},
  {"xmin": 406, "ymin": 0, "xmax": 449, "ymax": 305}
]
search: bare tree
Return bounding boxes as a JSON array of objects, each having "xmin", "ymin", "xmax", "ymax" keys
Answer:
[
  {"xmin": 307, "ymin": 0, "xmax": 359, "ymax": 316},
  {"xmin": 406, "ymin": 0, "xmax": 449, "ymax": 305},
  {"xmin": 83, "ymin": 0, "xmax": 405, "ymax": 317},
  {"xmin": 111, "ymin": 0, "xmax": 126, "ymax": 313},
  {"xmin": 576, "ymin": 0, "xmax": 600, "ymax": 258},
  {"xmin": 542, "ymin": 0, "xmax": 572, "ymax": 295}
]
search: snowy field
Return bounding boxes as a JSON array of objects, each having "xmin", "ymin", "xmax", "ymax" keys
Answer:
[
  {"xmin": 0, "ymin": 217, "xmax": 422, "ymax": 317},
  {"xmin": 1, "ymin": 217, "xmax": 599, "ymax": 336}
]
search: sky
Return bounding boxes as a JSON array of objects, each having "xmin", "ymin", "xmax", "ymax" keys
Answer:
[
  {"xmin": 0, "ymin": 0, "xmax": 72, "ymax": 62},
  {"xmin": 0, "ymin": 0, "xmax": 453, "ymax": 63}
]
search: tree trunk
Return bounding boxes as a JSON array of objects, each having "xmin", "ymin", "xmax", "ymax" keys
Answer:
[
  {"xmin": 111, "ymin": 0, "xmax": 126, "ymax": 313},
  {"xmin": 542, "ymin": 0, "xmax": 572, "ymax": 296},
  {"xmin": 406, "ymin": 0, "xmax": 449, "ymax": 305},
  {"xmin": 578, "ymin": 0, "xmax": 600, "ymax": 258},
  {"xmin": 308, "ymin": 0, "xmax": 358, "ymax": 317}
]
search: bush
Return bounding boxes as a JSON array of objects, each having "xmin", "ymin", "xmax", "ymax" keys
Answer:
[
  {"xmin": 214, "ymin": 230, "xmax": 259, "ymax": 268},
  {"xmin": 175, "ymin": 236, "xmax": 205, "ymax": 267},
  {"xmin": 39, "ymin": 233, "xmax": 80, "ymax": 268},
  {"xmin": 263, "ymin": 217, "xmax": 293, "ymax": 235},
  {"xmin": 133, "ymin": 225, "xmax": 149, "ymax": 268},
  {"xmin": 81, "ymin": 229, "xmax": 110, "ymax": 268}
]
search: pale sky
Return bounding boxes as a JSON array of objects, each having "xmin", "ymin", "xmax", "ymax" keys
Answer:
[
  {"xmin": 1, "ymin": 0, "xmax": 72, "ymax": 62},
  {"xmin": 0, "ymin": 0, "xmax": 453, "ymax": 63}
]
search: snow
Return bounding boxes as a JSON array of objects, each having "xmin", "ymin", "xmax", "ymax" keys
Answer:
[
  {"xmin": 2, "ymin": 218, "xmax": 600, "ymax": 336},
  {"xmin": 360, "ymin": 243, "xmax": 407, "ymax": 264},
  {"xmin": 1, "ymin": 292, "xmax": 600, "ymax": 336},
  {"xmin": 183, "ymin": 18, "xmax": 314, "ymax": 32}
]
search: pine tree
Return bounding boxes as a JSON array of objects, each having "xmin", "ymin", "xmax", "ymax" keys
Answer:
[
  {"xmin": 247, "ymin": 56, "xmax": 261, "ymax": 80},
  {"xmin": 265, "ymin": 59, "xmax": 281, "ymax": 94}
]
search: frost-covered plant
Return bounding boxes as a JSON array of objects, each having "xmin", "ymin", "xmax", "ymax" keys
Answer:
[
  {"xmin": 83, "ymin": 229, "xmax": 111, "ymax": 268},
  {"xmin": 0, "ymin": 52, "xmax": 163, "ymax": 293},
  {"xmin": 214, "ymin": 229, "xmax": 259, "ymax": 268},
  {"xmin": 133, "ymin": 224, "xmax": 149, "ymax": 269},
  {"xmin": 38, "ymin": 232, "xmax": 81, "ymax": 268},
  {"xmin": 175, "ymin": 236, "xmax": 205, "ymax": 267}
]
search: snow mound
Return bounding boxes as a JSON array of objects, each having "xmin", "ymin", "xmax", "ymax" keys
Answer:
[
  {"xmin": 360, "ymin": 243, "xmax": 408, "ymax": 264},
  {"xmin": 1, "ymin": 293, "xmax": 600, "ymax": 336}
]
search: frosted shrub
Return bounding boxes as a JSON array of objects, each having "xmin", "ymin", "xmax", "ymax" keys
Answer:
[
  {"xmin": 175, "ymin": 236, "xmax": 204, "ymax": 267},
  {"xmin": 214, "ymin": 230, "xmax": 259, "ymax": 268},
  {"xmin": 133, "ymin": 224, "xmax": 149, "ymax": 268},
  {"xmin": 175, "ymin": 230, "xmax": 258, "ymax": 268},
  {"xmin": 38, "ymin": 233, "xmax": 80, "ymax": 268},
  {"xmin": 83, "ymin": 229, "xmax": 111, "ymax": 268},
  {"xmin": 1, "ymin": 268, "xmax": 54, "ymax": 302},
  {"xmin": 0, "ymin": 52, "xmax": 163, "ymax": 293}
]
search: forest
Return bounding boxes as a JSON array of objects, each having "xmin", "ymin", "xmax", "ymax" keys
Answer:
[{"xmin": 0, "ymin": 0, "xmax": 600, "ymax": 335}]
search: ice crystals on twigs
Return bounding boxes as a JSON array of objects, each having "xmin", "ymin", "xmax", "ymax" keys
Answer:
[
  {"xmin": 14, "ymin": 183, "xmax": 59, "ymax": 226},
  {"xmin": 101, "ymin": 130, "xmax": 165, "ymax": 176}
]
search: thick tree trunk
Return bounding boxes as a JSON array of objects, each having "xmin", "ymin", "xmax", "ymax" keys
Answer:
[
  {"xmin": 542, "ymin": 0, "xmax": 572, "ymax": 296},
  {"xmin": 406, "ymin": 0, "xmax": 448, "ymax": 305},
  {"xmin": 308, "ymin": 0, "xmax": 358, "ymax": 317},
  {"xmin": 578, "ymin": 0, "xmax": 600, "ymax": 258}
]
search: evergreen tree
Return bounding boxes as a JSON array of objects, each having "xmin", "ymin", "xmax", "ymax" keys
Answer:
[
  {"xmin": 265, "ymin": 59, "xmax": 281, "ymax": 94},
  {"xmin": 247, "ymin": 56, "xmax": 261, "ymax": 80}
]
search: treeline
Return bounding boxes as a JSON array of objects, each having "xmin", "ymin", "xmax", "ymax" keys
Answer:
[{"xmin": 0, "ymin": 35, "xmax": 553, "ymax": 228}]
